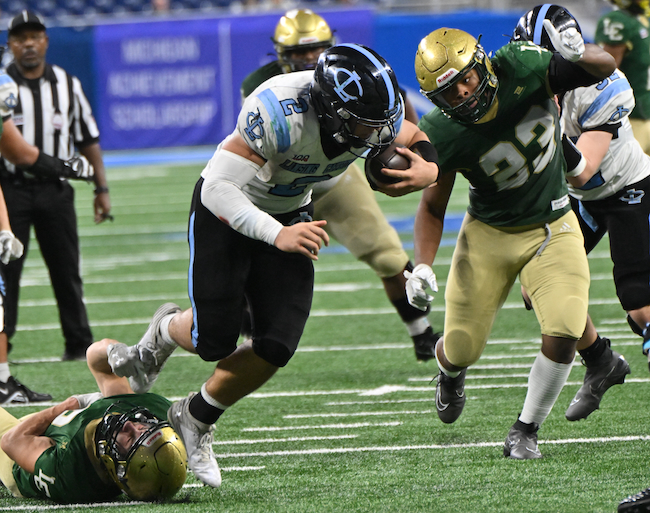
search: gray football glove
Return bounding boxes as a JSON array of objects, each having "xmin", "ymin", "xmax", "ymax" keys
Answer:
[{"xmin": 0, "ymin": 230, "xmax": 23, "ymax": 265}]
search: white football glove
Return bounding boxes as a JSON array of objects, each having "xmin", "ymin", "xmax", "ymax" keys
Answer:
[
  {"xmin": 0, "ymin": 230, "xmax": 23, "ymax": 265},
  {"xmin": 71, "ymin": 391, "xmax": 103, "ymax": 409},
  {"xmin": 543, "ymin": 19, "xmax": 584, "ymax": 62},
  {"xmin": 65, "ymin": 155, "xmax": 95, "ymax": 181},
  {"xmin": 404, "ymin": 263, "xmax": 438, "ymax": 311}
]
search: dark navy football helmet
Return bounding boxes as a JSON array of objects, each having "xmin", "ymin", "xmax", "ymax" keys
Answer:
[
  {"xmin": 310, "ymin": 43, "xmax": 404, "ymax": 158},
  {"xmin": 512, "ymin": 4, "xmax": 582, "ymax": 51}
]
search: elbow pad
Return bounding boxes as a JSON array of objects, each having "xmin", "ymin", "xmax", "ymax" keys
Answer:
[{"xmin": 562, "ymin": 134, "xmax": 586, "ymax": 178}]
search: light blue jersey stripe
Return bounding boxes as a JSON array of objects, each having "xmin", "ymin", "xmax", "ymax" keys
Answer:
[
  {"xmin": 338, "ymin": 43, "xmax": 398, "ymax": 112},
  {"xmin": 0, "ymin": 74, "xmax": 13, "ymax": 86},
  {"xmin": 257, "ymin": 89, "xmax": 291, "ymax": 153},
  {"xmin": 533, "ymin": 4, "xmax": 552, "ymax": 45},
  {"xmin": 579, "ymin": 77, "xmax": 632, "ymax": 126}
]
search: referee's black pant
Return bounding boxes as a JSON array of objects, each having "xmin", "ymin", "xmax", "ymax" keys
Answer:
[{"xmin": 0, "ymin": 178, "xmax": 93, "ymax": 353}]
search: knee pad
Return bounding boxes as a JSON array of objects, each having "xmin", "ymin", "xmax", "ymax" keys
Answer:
[
  {"xmin": 359, "ymin": 248, "xmax": 409, "ymax": 279},
  {"xmin": 252, "ymin": 338, "xmax": 294, "ymax": 367}
]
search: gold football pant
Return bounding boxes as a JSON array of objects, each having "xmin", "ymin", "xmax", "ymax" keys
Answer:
[
  {"xmin": 313, "ymin": 161, "xmax": 409, "ymax": 278},
  {"xmin": 630, "ymin": 118, "xmax": 650, "ymax": 155},
  {"xmin": 443, "ymin": 211, "xmax": 590, "ymax": 367},
  {"xmin": 0, "ymin": 407, "xmax": 22, "ymax": 497}
]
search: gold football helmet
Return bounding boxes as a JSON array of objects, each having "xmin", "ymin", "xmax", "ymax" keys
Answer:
[
  {"xmin": 273, "ymin": 9, "xmax": 334, "ymax": 73},
  {"xmin": 415, "ymin": 28, "xmax": 498, "ymax": 124},
  {"xmin": 609, "ymin": 0, "xmax": 650, "ymax": 16},
  {"xmin": 95, "ymin": 405, "xmax": 188, "ymax": 502}
]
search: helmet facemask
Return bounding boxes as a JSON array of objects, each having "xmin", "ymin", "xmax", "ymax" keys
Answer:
[
  {"xmin": 95, "ymin": 405, "xmax": 187, "ymax": 502},
  {"xmin": 311, "ymin": 44, "xmax": 404, "ymax": 159},
  {"xmin": 335, "ymin": 97, "xmax": 404, "ymax": 158},
  {"xmin": 421, "ymin": 44, "xmax": 497, "ymax": 124}
]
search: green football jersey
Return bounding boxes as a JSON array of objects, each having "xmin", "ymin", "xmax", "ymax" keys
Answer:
[
  {"xmin": 418, "ymin": 42, "xmax": 570, "ymax": 227},
  {"xmin": 596, "ymin": 10, "xmax": 650, "ymax": 119},
  {"xmin": 240, "ymin": 60, "xmax": 283, "ymax": 99},
  {"xmin": 13, "ymin": 393, "xmax": 172, "ymax": 504}
]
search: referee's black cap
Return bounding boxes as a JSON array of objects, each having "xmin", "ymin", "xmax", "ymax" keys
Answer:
[{"xmin": 8, "ymin": 10, "xmax": 46, "ymax": 35}]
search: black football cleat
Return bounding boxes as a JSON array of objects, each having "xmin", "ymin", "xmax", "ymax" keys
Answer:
[
  {"xmin": 565, "ymin": 344, "xmax": 630, "ymax": 421},
  {"xmin": 619, "ymin": 487, "xmax": 650, "ymax": 512},
  {"xmin": 0, "ymin": 376, "xmax": 52, "ymax": 404},
  {"xmin": 412, "ymin": 327, "xmax": 441, "ymax": 362},
  {"xmin": 504, "ymin": 420, "xmax": 542, "ymax": 460},
  {"xmin": 435, "ymin": 368, "xmax": 466, "ymax": 423}
]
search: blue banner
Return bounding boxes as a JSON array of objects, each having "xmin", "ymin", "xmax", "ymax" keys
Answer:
[{"xmin": 94, "ymin": 10, "xmax": 373, "ymax": 150}]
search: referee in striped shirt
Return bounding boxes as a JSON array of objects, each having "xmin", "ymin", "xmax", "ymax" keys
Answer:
[{"xmin": 0, "ymin": 11, "xmax": 111, "ymax": 361}]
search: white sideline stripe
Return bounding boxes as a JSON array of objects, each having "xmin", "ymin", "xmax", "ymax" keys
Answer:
[
  {"xmin": 327, "ymin": 399, "xmax": 435, "ymax": 406},
  {"xmin": 215, "ymin": 435, "xmax": 650, "ymax": 459},
  {"xmin": 213, "ymin": 435, "xmax": 358, "ymax": 445},
  {"xmin": 284, "ymin": 410, "xmax": 431, "ymax": 419},
  {"xmin": 241, "ymin": 421, "xmax": 402, "ymax": 432}
]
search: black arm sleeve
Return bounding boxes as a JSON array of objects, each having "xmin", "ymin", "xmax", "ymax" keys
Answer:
[
  {"xmin": 548, "ymin": 54, "xmax": 604, "ymax": 95},
  {"xmin": 21, "ymin": 151, "xmax": 72, "ymax": 179}
]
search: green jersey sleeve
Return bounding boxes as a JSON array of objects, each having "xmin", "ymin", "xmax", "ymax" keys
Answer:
[
  {"xmin": 12, "ymin": 393, "xmax": 172, "ymax": 504},
  {"xmin": 240, "ymin": 61, "xmax": 284, "ymax": 100}
]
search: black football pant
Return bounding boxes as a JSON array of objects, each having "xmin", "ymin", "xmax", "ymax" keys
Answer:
[{"xmin": 0, "ymin": 178, "xmax": 93, "ymax": 352}]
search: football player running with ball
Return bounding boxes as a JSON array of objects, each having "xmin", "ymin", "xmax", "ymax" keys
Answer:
[
  {"xmin": 108, "ymin": 44, "xmax": 439, "ymax": 487},
  {"xmin": 0, "ymin": 338, "xmax": 187, "ymax": 504},
  {"xmin": 240, "ymin": 9, "xmax": 441, "ymax": 362},
  {"xmin": 407, "ymin": 20, "xmax": 615, "ymax": 458}
]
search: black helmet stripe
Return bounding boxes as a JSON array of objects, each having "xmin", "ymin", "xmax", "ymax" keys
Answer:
[
  {"xmin": 533, "ymin": 4, "xmax": 553, "ymax": 45},
  {"xmin": 338, "ymin": 43, "xmax": 399, "ymax": 114}
]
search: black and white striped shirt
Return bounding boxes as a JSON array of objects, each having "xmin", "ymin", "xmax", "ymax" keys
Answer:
[{"xmin": 3, "ymin": 62, "xmax": 99, "ymax": 174}]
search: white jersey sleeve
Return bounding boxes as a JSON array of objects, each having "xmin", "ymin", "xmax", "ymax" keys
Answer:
[
  {"xmin": 203, "ymin": 71, "xmax": 358, "ymax": 215},
  {"xmin": 0, "ymin": 73, "xmax": 18, "ymax": 120},
  {"xmin": 562, "ymin": 69, "xmax": 650, "ymax": 201}
]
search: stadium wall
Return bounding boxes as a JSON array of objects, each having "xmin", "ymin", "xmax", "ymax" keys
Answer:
[{"xmin": 45, "ymin": 8, "xmax": 521, "ymax": 150}]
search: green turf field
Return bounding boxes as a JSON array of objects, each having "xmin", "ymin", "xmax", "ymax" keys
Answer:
[{"xmin": 0, "ymin": 158, "xmax": 645, "ymax": 513}]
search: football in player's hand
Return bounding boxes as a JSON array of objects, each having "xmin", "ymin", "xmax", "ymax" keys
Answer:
[{"xmin": 365, "ymin": 143, "xmax": 409, "ymax": 189}]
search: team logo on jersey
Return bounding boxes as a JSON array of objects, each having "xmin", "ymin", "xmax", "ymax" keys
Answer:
[
  {"xmin": 332, "ymin": 67, "xmax": 362, "ymax": 103},
  {"xmin": 619, "ymin": 188, "xmax": 645, "ymax": 205},
  {"xmin": 610, "ymin": 106, "xmax": 629, "ymax": 122},
  {"xmin": 3, "ymin": 92, "xmax": 16, "ymax": 110},
  {"xmin": 244, "ymin": 109, "xmax": 264, "ymax": 141}
]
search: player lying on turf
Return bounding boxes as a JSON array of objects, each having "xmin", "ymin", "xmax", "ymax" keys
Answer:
[{"xmin": 0, "ymin": 339, "xmax": 187, "ymax": 504}]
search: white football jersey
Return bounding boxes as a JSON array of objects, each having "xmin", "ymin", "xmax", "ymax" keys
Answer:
[
  {"xmin": 562, "ymin": 69, "xmax": 650, "ymax": 201},
  {"xmin": 204, "ymin": 71, "xmax": 358, "ymax": 215},
  {"xmin": 0, "ymin": 72, "xmax": 17, "ymax": 120}
]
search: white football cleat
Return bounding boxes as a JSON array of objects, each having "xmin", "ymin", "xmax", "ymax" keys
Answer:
[
  {"xmin": 130, "ymin": 302, "xmax": 181, "ymax": 394},
  {"xmin": 168, "ymin": 393, "xmax": 222, "ymax": 488}
]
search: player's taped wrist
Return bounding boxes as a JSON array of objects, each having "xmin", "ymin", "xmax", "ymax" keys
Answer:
[
  {"xmin": 410, "ymin": 140, "xmax": 439, "ymax": 165},
  {"xmin": 562, "ymin": 134, "xmax": 586, "ymax": 178}
]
